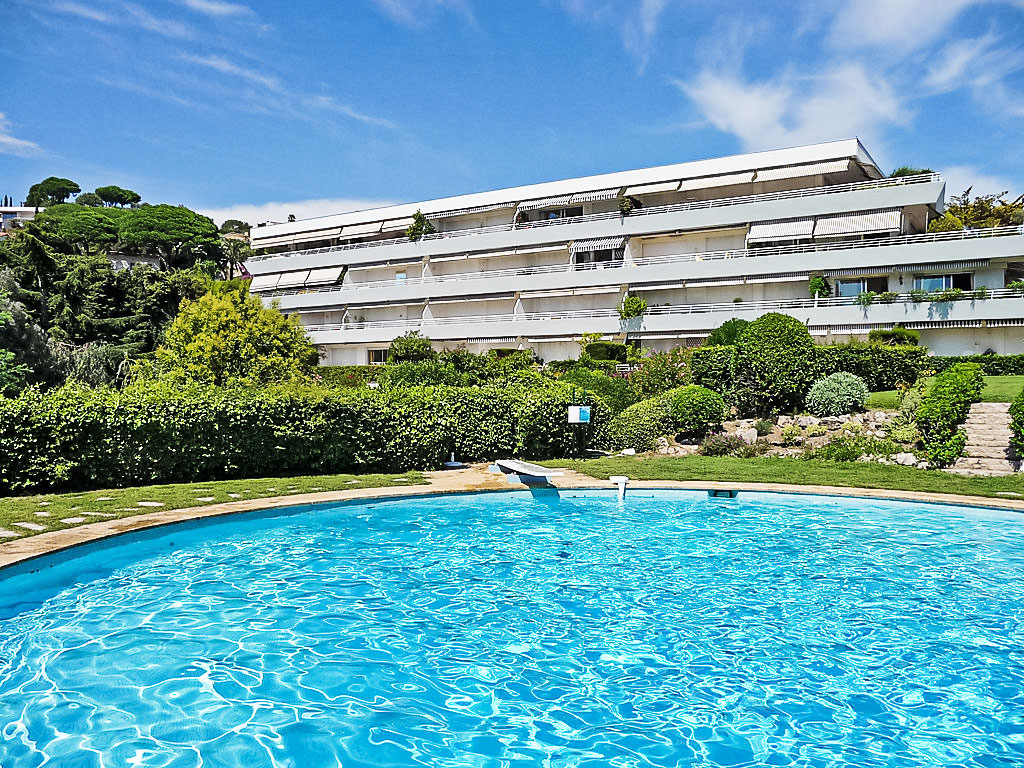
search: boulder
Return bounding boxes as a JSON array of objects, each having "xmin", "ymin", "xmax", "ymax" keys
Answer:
[
  {"xmin": 894, "ymin": 452, "xmax": 917, "ymax": 466},
  {"xmin": 738, "ymin": 428, "xmax": 759, "ymax": 443}
]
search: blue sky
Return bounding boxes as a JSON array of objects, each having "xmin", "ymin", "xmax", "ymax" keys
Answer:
[{"xmin": 2, "ymin": 0, "xmax": 1023, "ymax": 224}]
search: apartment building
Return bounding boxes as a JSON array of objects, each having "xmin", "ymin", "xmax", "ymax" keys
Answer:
[{"xmin": 245, "ymin": 139, "xmax": 1024, "ymax": 364}]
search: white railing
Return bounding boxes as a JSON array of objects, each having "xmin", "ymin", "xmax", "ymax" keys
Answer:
[
  {"xmin": 261, "ymin": 225, "xmax": 1024, "ymax": 301},
  {"xmin": 249, "ymin": 173, "xmax": 943, "ymax": 263},
  {"xmin": 303, "ymin": 287, "xmax": 1023, "ymax": 334}
]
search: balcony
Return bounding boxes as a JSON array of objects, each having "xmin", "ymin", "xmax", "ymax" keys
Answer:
[
  {"xmin": 302, "ymin": 287, "xmax": 1024, "ymax": 346},
  {"xmin": 247, "ymin": 174, "xmax": 945, "ymax": 273},
  {"xmin": 266, "ymin": 226, "xmax": 1024, "ymax": 312}
]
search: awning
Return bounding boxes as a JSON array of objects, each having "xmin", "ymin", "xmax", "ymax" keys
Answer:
[
  {"xmin": 755, "ymin": 159, "xmax": 852, "ymax": 182},
  {"xmin": 624, "ymin": 181, "xmax": 680, "ymax": 196},
  {"xmin": 275, "ymin": 271, "xmax": 310, "ymax": 289},
  {"xmin": 569, "ymin": 236, "xmax": 627, "ymax": 254},
  {"xmin": 746, "ymin": 218, "xmax": 814, "ymax": 243},
  {"xmin": 824, "ymin": 266, "xmax": 891, "ymax": 277},
  {"xmin": 520, "ymin": 287, "xmax": 619, "ymax": 299},
  {"xmin": 893, "ymin": 259, "xmax": 990, "ymax": 273},
  {"xmin": 249, "ymin": 274, "xmax": 280, "ymax": 291},
  {"xmin": 306, "ymin": 266, "xmax": 344, "ymax": 285},
  {"xmin": 379, "ymin": 217, "xmax": 416, "ymax": 232},
  {"xmin": 517, "ymin": 188, "xmax": 621, "ymax": 212},
  {"xmin": 250, "ymin": 234, "xmax": 296, "ymax": 250},
  {"xmin": 341, "ymin": 221, "xmax": 383, "ymax": 237},
  {"xmin": 677, "ymin": 171, "xmax": 756, "ymax": 191},
  {"xmin": 814, "ymin": 208, "xmax": 902, "ymax": 238},
  {"xmin": 430, "ymin": 202, "xmax": 517, "ymax": 219},
  {"xmin": 289, "ymin": 225, "xmax": 341, "ymax": 241}
]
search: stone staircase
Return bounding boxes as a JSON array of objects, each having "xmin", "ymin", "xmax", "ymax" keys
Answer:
[{"xmin": 947, "ymin": 402, "xmax": 1020, "ymax": 476}]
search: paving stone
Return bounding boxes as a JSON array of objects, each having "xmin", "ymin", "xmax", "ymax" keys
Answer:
[
  {"xmin": 38, "ymin": 501, "xmax": 51, "ymax": 506},
  {"xmin": 14, "ymin": 522, "xmax": 47, "ymax": 531},
  {"xmin": 136, "ymin": 501, "xmax": 165, "ymax": 507},
  {"xmin": 61, "ymin": 517, "xmax": 87, "ymax": 524},
  {"xmin": 96, "ymin": 496, "xmax": 112, "ymax": 501},
  {"xmin": 34, "ymin": 511, "xmax": 51, "ymax": 517},
  {"xmin": 195, "ymin": 496, "xmax": 215, "ymax": 502},
  {"xmin": 83, "ymin": 512, "xmax": 117, "ymax": 518},
  {"xmin": 0, "ymin": 529, "xmax": 21, "ymax": 538},
  {"xmin": 227, "ymin": 493, "xmax": 241, "ymax": 498}
]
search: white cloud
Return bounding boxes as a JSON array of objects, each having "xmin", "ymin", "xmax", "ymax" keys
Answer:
[
  {"xmin": 925, "ymin": 33, "xmax": 1024, "ymax": 93},
  {"xmin": 178, "ymin": 0, "xmax": 252, "ymax": 17},
  {"xmin": 941, "ymin": 164, "xmax": 1018, "ymax": 198},
  {"xmin": 555, "ymin": 0, "xmax": 669, "ymax": 65},
  {"xmin": 181, "ymin": 54, "xmax": 281, "ymax": 90},
  {"xmin": 827, "ymin": 0, "xmax": 981, "ymax": 52},
  {"xmin": 679, "ymin": 62, "xmax": 907, "ymax": 152},
  {"xmin": 197, "ymin": 198, "xmax": 396, "ymax": 226},
  {"xmin": 371, "ymin": 0, "xmax": 471, "ymax": 26},
  {"xmin": 50, "ymin": 0, "xmax": 194, "ymax": 38},
  {"xmin": 0, "ymin": 113, "xmax": 44, "ymax": 158},
  {"xmin": 50, "ymin": 1, "xmax": 112, "ymax": 23}
]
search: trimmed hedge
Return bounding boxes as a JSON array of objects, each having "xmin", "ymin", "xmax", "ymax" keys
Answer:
[
  {"xmin": 930, "ymin": 354, "xmax": 1024, "ymax": 376},
  {"xmin": 560, "ymin": 367, "xmax": 639, "ymax": 416},
  {"xmin": 1010, "ymin": 387, "xmax": 1024, "ymax": 458},
  {"xmin": 667, "ymin": 385, "xmax": 727, "ymax": 436},
  {"xmin": 606, "ymin": 385, "xmax": 725, "ymax": 451},
  {"xmin": 0, "ymin": 382, "xmax": 608, "ymax": 493},
  {"xmin": 317, "ymin": 365, "xmax": 378, "ymax": 387},
  {"xmin": 733, "ymin": 313, "xmax": 816, "ymax": 416},
  {"xmin": 691, "ymin": 345, "xmax": 735, "ymax": 394},
  {"xmin": 814, "ymin": 344, "xmax": 926, "ymax": 391},
  {"xmin": 916, "ymin": 362, "xmax": 984, "ymax": 467}
]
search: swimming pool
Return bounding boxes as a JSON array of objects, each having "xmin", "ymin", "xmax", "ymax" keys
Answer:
[{"xmin": 1, "ymin": 489, "xmax": 1023, "ymax": 767}]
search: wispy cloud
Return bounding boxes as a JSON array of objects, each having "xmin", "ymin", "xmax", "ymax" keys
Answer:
[
  {"xmin": 301, "ymin": 95, "xmax": 396, "ymax": 129},
  {"xmin": 0, "ymin": 113, "xmax": 44, "ymax": 158},
  {"xmin": 178, "ymin": 0, "xmax": 253, "ymax": 17},
  {"xmin": 556, "ymin": 0, "xmax": 669, "ymax": 67},
  {"xmin": 50, "ymin": 0, "xmax": 194, "ymax": 38},
  {"xmin": 181, "ymin": 53, "xmax": 281, "ymax": 90},
  {"xmin": 827, "ymin": 0, "xmax": 982, "ymax": 52},
  {"xmin": 942, "ymin": 164, "xmax": 1019, "ymax": 197},
  {"xmin": 197, "ymin": 197, "xmax": 395, "ymax": 226},
  {"xmin": 371, "ymin": 0, "xmax": 472, "ymax": 26},
  {"xmin": 50, "ymin": 1, "xmax": 112, "ymax": 23}
]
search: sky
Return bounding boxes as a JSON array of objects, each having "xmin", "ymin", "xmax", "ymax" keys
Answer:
[{"xmin": 2, "ymin": 0, "xmax": 1023, "ymax": 225}]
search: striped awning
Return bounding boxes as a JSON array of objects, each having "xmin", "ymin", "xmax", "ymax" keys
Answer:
[
  {"xmin": 747, "ymin": 218, "xmax": 814, "ymax": 243},
  {"xmin": 379, "ymin": 217, "xmax": 416, "ymax": 232},
  {"xmin": 824, "ymin": 266, "xmax": 892, "ymax": 277},
  {"xmin": 814, "ymin": 209, "xmax": 902, "ymax": 237},
  {"xmin": 517, "ymin": 188, "xmax": 621, "ymax": 212},
  {"xmin": 569, "ymin": 236, "xmax": 627, "ymax": 254},
  {"xmin": 249, "ymin": 274, "xmax": 280, "ymax": 292},
  {"xmin": 250, "ymin": 234, "xmax": 296, "ymax": 250},
  {"xmin": 341, "ymin": 221, "xmax": 383, "ymax": 237},
  {"xmin": 755, "ymin": 160, "xmax": 851, "ymax": 182},
  {"xmin": 893, "ymin": 259, "xmax": 990, "ymax": 272},
  {"xmin": 275, "ymin": 271, "xmax": 309, "ymax": 289},
  {"xmin": 678, "ymin": 171, "xmax": 756, "ymax": 191},
  {"xmin": 623, "ymin": 180, "xmax": 680, "ymax": 196},
  {"xmin": 306, "ymin": 266, "xmax": 344, "ymax": 286},
  {"xmin": 430, "ymin": 202, "xmax": 517, "ymax": 219},
  {"xmin": 288, "ymin": 225, "xmax": 341, "ymax": 241}
]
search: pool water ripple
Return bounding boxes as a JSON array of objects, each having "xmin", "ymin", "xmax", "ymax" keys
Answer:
[{"xmin": 1, "ymin": 489, "xmax": 1024, "ymax": 767}]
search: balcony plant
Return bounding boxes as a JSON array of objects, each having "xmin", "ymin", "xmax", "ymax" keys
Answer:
[
  {"xmin": 854, "ymin": 291, "xmax": 876, "ymax": 307},
  {"xmin": 909, "ymin": 289, "xmax": 929, "ymax": 303},
  {"xmin": 405, "ymin": 210, "xmax": 435, "ymax": 242},
  {"xmin": 973, "ymin": 285, "xmax": 990, "ymax": 301},
  {"xmin": 931, "ymin": 288, "xmax": 965, "ymax": 303},
  {"xmin": 1008, "ymin": 280, "xmax": 1024, "ymax": 295},
  {"xmin": 618, "ymin": 194, "xmax": 642, "ymax": 216},
  {"xmin": 618, "ymin": 295, "xmax": 648, "ymax": 320},
  {"xmin": 877, "ymin": 291, "xmax": 900, "ymax": 304},
  {"xmin": 808, "ymin": 276, "xmax": 830, "ymax": 299}
]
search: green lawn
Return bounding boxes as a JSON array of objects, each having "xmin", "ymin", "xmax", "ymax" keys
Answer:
[
  {"xmin": 549, "ymin": 455, "xmax": 1024, "ymax": 500},
  {"xmin": 867, "ymin": 375, "xmax": 1024, "ymax": 410},
  {"xmin": 0, "ymin": 472, "xmax": 425, "ymax": 541}
]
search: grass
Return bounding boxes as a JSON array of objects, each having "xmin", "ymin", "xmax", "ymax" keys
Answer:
[
  {"xmin": 867, "ymin": 375, "xmax": 1024, "ymax": 410},
  {"xmin": 0, "ymin": 472, "xmax": 425, "ymax": 541},
  {"xmin": 548, "ymin": 455, "xmax": 1024, "ymax": 501}
]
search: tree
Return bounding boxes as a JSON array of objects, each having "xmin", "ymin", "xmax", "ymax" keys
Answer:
[
  {"xmin": 117, "ymin": 204, "xmax": 221, "ymax": 269},
  {"xmin": 95, "ymin": 185, "xmax": 141, "ymax": 207},
  {"xmin": 405, "ymin": 210, "xmax": 435, "ymax": 241},
  {"xmin": 705, "ymin": 318, "xmax": 750, "ymax": 346},
  {"xmin": 34, "ymin": 204, "xmax": 123, "ymax": 254},
  {"xmin": 0, "ymin": 279, "xmax": 56, "ymax": 392},
  {"xmin": 220, "ymin": 219, "xmax": 249, "ymax": 235},
  {"xmin": 928, "ymin": 187, "xmax": 1024, "ymax": 232},
  {"xmin": 890, "ymin": 166, "xmax": 933, "ymax": 178},
  {"xmin": 26, "ymin": 177, "xmax": 81, "ymax": 207},
  {"xmin": 732, "ymin": 313, "xmax": 816, "ymax": 416},
  {"xmin": 156, "ymin": 284, "xmax": 318, "ymax": 386},
  {"xmin": 388, "ymin": 330, "xmax": 436, "ymax": 362},
  {"xmin": 75, "ymin": 192, "xmax": 103, "ymax": 207}
]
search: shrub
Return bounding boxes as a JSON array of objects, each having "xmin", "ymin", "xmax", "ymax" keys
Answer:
[
  {"xmin": 618, "ymin": 295, "xmax": 648, "ymax": 319},
  {"xmin": 705, "ymin": 318, "xmax": 749, "ymax": 347},
  {"xmin": 805, "ymin": 372, "xmax": 869, "ymax": 417},
  {"xmin": 929, "ymin": 353, "xmax": 1024, "ymax": 375},
  {"xmin": 1009, "ymin": 280, "xmax": 1024, "ymax": 295},
  {"xmin": 973, "ymin": 285, "xmax": 990, "ymax": 301},
  {"xmin": 378, "ymin": 361, "xmax": 465, "ymax": 389},
  {"xmin": 854, "ymin": 291, "xmax": 875, "ymax": 307},
  {"xmin": 732, "ymin": 313, "xmax": 816, "ymax": 416},
  {"xmin": 317, "ymin": 365, "xmax": 378, "ymax": 388},
  {"xmin": 628, "ymin": 347, "xmax": 690, "ymax": 399},
  {"xmin": 699, "ymin": 432, "xmax": 748, "ymax": 457},
  {"xmin": 877, "ymin": 291, "xmax": 900, "ymax": 304},
  {"xmin": 804, "ymin": 435, "xmax": 901, "ymax": 462},
  {"xmin": 931, "ymin": 287, "xmax": 965, "ymax": 303},
  {"xmin": 405, "ymin": 210, "xmax": 435, "ymax": 241},
  {"xmin": 666, "ymin": 385, "xmax": 727, "ymax": 437},
  {"xmin": 805, "ymin": 424, "xmax": 827, "ymax": 437},
  {"xmin": 916, "ymin": 362, "xmax": 984, "ymax": 466},
  {"xmin": 0, "ymin": 381, "xmax": 608, "ymax": 493},
  {"xmin": 808, "ymin": 276, "xmax": 830, "ymax": 298},
  {"xmin": 583, "ymin": 341, "xmax": 628, "ymax": 362},
  {"xmin": 607, "ymin": 396, "xmax": 673, "ymax": 452},
  {"xmin": 814, "ymin": 344, "xmax": 926, "ymax": 391},
  {"xmin": 1010, "ymin": 387, "xmax": 1024, "ymax": 459},
  {"xmin": 691, "ymin": 345, "xmax": 735, "ymax": 394},
  {"xmin": 561, "ymin": 367, "xmax": 639, "ymax": 416},
  {"xmin": 867, "ymin": 326, "xmax": 919, "ymax": 346},
  {"xmin": 909, "ymin": 289, "xmax": 929, "ymax": 303},
  {"xmin": 888, "ymin": 420, "xmax": 920, "ymax": 444},
  {"xmin": 618, "ymin": 194, "xmax": 641, "ymax": 215},
  {"xmin": 754, "ymin": 418, "xmax": 773, "ymax": 436},
  {"xmin": 780, "ymin": 424, "xmax": 803, "ymax": 445},
  {"xmin": 388, "ymin": 331, "xmax": 436, "ymax": 363}
]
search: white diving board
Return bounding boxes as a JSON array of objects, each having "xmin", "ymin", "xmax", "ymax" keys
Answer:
[{"xmin": 494, "ymin": 460, "xmax": 564, "ymax": 479}]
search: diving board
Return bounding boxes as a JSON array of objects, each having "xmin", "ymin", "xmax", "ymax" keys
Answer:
[{"xmin": 494, "ymin": 460, "xmax": 564, "ymax": 483}]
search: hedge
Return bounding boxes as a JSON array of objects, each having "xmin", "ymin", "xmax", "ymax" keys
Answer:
[
  {"xmin": 315, "ymin": 365, "xmax": 379, "ymax": 387},
  {"xmin": 691, "ymin": 345, "xmax": 735, "ymax": 394},
  {"xmin": 0, "ymin": 382, "xmax": 608, "ymax": 494},
  {"xmin": 815, "ymin": 344, "xmax": 926, "ymax": 391},
  {"xmin": 916, "ymin": 362, "xmax": 984, "ymax": 467},
  {"xmin": 1010, "ymin": 387, "xmax": 1024, "ymax": 458},
  {"xmin": 930, "ymin": 354, "xmax": 1024, "ymax": 376}
]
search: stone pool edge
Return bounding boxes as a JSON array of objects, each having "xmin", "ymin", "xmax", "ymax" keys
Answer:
[{"xmin": 3, "ymin": 464, "xmax": 1024, "ymax": 570}]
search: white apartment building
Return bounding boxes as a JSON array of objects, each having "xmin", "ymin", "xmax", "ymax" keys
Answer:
[{"xmin": 245, "ymin": 139, "xmax": 1024, "ymax": 364}]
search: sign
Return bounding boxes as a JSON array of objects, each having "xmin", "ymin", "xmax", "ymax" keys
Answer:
[{"xmin": 567, "ymin": 405, "xmax": 591, "ymax": 424}]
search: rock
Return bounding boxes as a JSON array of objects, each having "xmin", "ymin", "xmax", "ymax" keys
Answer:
[
  {"xmin": 655, "ymin": 436, "xmax": 670, "ymax": 452},
  {"xmin": 917, "ymin": 461, "xmax": 929, "ymax": 470},
  {"xmin": 820, "ymin": 417, "xmax": 843, "ymax": 429},
  {"xmin": 621, "ymin": 448, "xmax": 636, "ymax": 456},
  {"xmin": 738, "ymin": 428, "xmax": 758, "ymax": 443},
  {"xmin": 797, "ymin": 415, "xmax": 819, "ymax": 427},
  {"xmin": 875, "ymin": 430, "xmax": 887, "ymax": 438},
  {"xmin": 894, "ymin": 452, "xmax": 917, "ymax": 466},
  {"xmin": 777, "ymin": 415, "xmax": 791, "ymax": 427}
]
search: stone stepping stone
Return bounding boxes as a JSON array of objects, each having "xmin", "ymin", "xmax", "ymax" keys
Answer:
[
  {"xmin": 136, "ymin": 501, "xmax": 164, "ymax": 507},
  {"xmin": 265, "ymin": 488, "xmax": 276, "ymax": 492},
  {"xmin": 96, "ymin": 496, "xmax": 112, "ymax": 501},
  {"xmin": 227, "ymin": 493, "xmax": 241, "ymax": 498},
  {"xmin": 0, "ymin": 529, "xmax": 21, "ymax": 538},
  {"xmin": 38, "ymin": 501, "xmax": 51, "ymax": 506},
  {"xmin": 84, "ymin": 512, "xmax": 117, "ymax": 518},
  {"xmin": 14, "ymin": 522, "xmax": 47, "ymax": 531},
  {"xmin": 345, "ymin": 480, "xmax": 360, "ymax": 484},
  {"xmin": 34, "ymin": 511, "xmax": 51, "ymax": 517},
  {"xmin": 195, "ymin": 496, "xmax": 215, "ymax": 502},
  {"xmin": 392, "ymin": 478, "xmax": 410, "ymax": 482},
  {"xmin": 61, "ymin": 517, "xmax": 87, "ymax": 524}
]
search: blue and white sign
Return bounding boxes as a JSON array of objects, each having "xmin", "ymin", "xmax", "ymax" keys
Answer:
[{"xmin": 567, "ymin": 405, "xmax": 591, "ymax": 424}]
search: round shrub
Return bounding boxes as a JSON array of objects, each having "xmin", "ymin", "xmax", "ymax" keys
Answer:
[
  {"xmin": 805, "ymin": 372, "xmax": 869, "ymax": 417},
  {"xmin": 732, "ymin": 313, "xmax": 816, "ymax": 416},
  {"xmin": 666, "ymin": 385, "xmax": 726, "ymax": 436},
  {"xmin": 607, "ymin": 396, "xmax": 673, "ymax": 452}
]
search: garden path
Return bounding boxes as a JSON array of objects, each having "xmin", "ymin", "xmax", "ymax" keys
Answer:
[{"xmin": 948, "ymin": 402, "xmax": 1020, "ymax": 477}]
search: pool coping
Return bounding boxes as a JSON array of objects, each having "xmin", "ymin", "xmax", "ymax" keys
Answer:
[{"xmin": 3, "ymin": 465, "xmax": 1024, "ymax": 571}]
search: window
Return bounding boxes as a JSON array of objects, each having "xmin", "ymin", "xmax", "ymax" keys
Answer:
[
  {"xmin": 573, "ymin": 248, "xmax": 624, "ymax": 270},
  {"xmin": 395, "ymin": 271, "xmax": 407, "ymax": 284},
  {"xmin": 367, "ymin": 349, "xmax": 388, "ymax": 365},
  {"xmin": 913, "ymin": 274, "xmax": 972, "ymax": 291},
  {"xmin": 836, "ymin": 276, "xmax": 888, "ymax": 297},
  {"xmin": 542, "ymin": 206, "xmax": 583, "ymax": 221}
]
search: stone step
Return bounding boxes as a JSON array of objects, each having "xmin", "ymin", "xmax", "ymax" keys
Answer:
[
  {"xmin": 964, "ymin": 416, "xmax": 1012, "ymax": 424},
  {"xmin": 969, "ymin": 402, "xmax": 1011, "ymax": 410},
  {"xmin": 945, "ymin": 467, "xmax": 1018, "ymax": 477},
  {"xmin": 965, "ymin": 435, "xmax": 1015, "ymax": 444},
  {"xmin": 950, "ymin": 456, "xmax": 1019, "ymax": 470},
  {"xmin": 963, "ymin": 446, "xmax": 1015, "ymax": 459}
]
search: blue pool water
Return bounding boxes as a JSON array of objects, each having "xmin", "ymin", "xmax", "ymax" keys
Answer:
[{"xmin": 2, "ymin": 489, "xmax": 1024, "ymax": 767}]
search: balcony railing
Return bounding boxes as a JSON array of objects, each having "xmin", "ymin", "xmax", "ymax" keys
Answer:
[
  {"xmin": 261, "ymin": 224, "xmax": 1024, "ymax": 301},
  {"xmin": 303, "ymin": 286, "xmax": 1023, "ymax": 334},
  {"xmin": 249, "ymin": 172, "xmax": 943, "ymax": 263}
]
